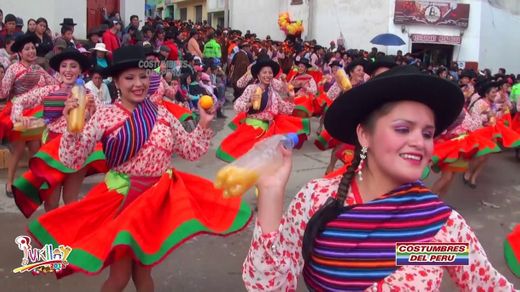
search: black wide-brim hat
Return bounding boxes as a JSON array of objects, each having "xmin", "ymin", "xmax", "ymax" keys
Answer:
[
  {"xmin": 49, "ymin": 47, "xmax": 91, "ymax": 72},
  {"xmin": 460, "ymin": 69, "xmax": 476, "ymax": 79},
  {"xmin": 251, "ymin": 58, "xmax": 280, "ymax": 78},
  {"xmin": 346, "ymin": 58, "xmax": 369, "ymax": 73},
  {"xmin": 324, "ymin": 65, "xmax": 464, "ymax": 144},
  {"xmin": 477, "ymin": 80, "xmax": 498, "ymax": 97},
  {"xmin": 103, "ymin": 45, "xmax": 153, "ymax": 77},
  {"xmin": 60, "ymin": 18, "xmax": 77, "ymax": 26},
  {"xmin": 296, "ymin": 58, "xmax": 312, "ymax": 68},
  {"xmin": 11, "ymin": 34, "xmax": 40, "ymax": 53},
  {"xmin": 365, "ymin": 55, "xmax": 397, "ymax": 75},
  {"xmin": 329, "ymin": 60, "xmax": 343, "ymax": 68},
  {"xmin": 143, "ymin": 45, "xmax": 161, "ymax": 58}
]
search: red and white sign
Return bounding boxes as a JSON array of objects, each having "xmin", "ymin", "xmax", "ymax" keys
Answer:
[{"xmin": 410, "ymin": 34, "xmax": 461, "ymax": 45}]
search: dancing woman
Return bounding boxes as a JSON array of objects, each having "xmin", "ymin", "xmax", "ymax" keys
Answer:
[
  {"xmin": 242, "ymin": 65, "xmax": 516, "ymax": 291},
  {"xmin": 289, "ymin": 58, "xmax": 319, "ymax": 118},
  {"xmin": 0, "ymin": 34, "xmax": 58, "ymax": 197},
  {"xmin": 11, "ymin": 48, "xmax": 108, "ymax": 216},
  {"xmin": 28, "ymin": 46, "xmax": 252, "ymax": 291},
  {"xmin": 217, "ymin": 54, "xmax": 309, "ymax": 162}
]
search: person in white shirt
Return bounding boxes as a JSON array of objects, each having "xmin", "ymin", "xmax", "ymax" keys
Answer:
[{"xmin": 85, "ymin": 69, "xmax": 111, "ymax": 105}]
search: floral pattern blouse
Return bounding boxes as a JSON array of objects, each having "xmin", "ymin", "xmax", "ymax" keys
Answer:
[
  {"xmin": 234, "ymin": 82, "xmax": 294, "ymax": 121},
  {"xmin": 242, "ymin": 175, "xmax": 516, "ymax": 291},
  {"xmin": 59, "ymin": 102, "xmax": 212, "ymax": 177}
]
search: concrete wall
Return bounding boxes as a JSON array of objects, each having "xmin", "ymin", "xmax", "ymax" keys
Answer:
[
  {"xmin": 207, "ymin": 0, "xmax": 225, "ymax": 12},
  {"xmin": 2, "ymin": 0, "xmax": 87, "ymax": 39},
  {"xmin": 229, "ymin": 0, "xmax": 288, "ymax": 41},
  {"xmin": 309, "ymin": 0, "xmax": 390, "ymax": 51},
  {"xmin": 478, "ymin": 0, "xmax": 520, "ymax": 74},
  {"xmin": 119, "ymin": 0, "xmax": 146, "ymax": 27}
]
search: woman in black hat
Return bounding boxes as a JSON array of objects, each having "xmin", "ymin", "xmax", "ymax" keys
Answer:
[
  {"xmin": 10, "ymin": 47, "xmax": 107, "ymax": 216},
  {"xmin": 346, "ymin": 57, "xmax": 369, "ymax": 87},
  {"xmin": 242, "ymin": 65, "xmax": 516, "ymax": 290},
  {"xmin": 217, "ymin": 54, "xmax": 309, "ymax": 162},
  {"xmin": 463, "ymin": 80, "xmax": 520, "ymax": 188},
  {"xmin": 429, "ymin": 83, "xmax": 500, "ymax": 196},
  {"xmin": 289, "ymin": 57, "xmax": 319, "ymax": 118},
  {"xmin": 27, "ymin": 45, "xmax": 251, "ymax": 291},
  {"xmin": 0, "ymin": 33, "xmax": 59, "ymax": 198}
]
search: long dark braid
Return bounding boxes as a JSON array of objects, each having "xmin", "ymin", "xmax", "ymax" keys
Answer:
[
  {"xmin": 336, "ymin": 144, "xmax": 362, "ymax": 205},
  {"xmin": 302, "ymin": 142, "xmax": 363, "ymax": 262}
]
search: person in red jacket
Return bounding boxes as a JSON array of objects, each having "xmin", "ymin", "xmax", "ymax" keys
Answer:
[
  {"xmin": 102, "ymin": 18, "xmax": 121, "ymax": 55},
  {"xmin": 163, "ymin": 30, "xmax": 179, "ymax": 61}
]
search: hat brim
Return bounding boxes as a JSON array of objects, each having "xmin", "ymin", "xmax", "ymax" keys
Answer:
[
  {"xmin": 11, "ymin": 34, "xmax": 40, "ymax": 53},
  {"xmin": 365, "ymin": 61, "xmax": 397, "ymax": 75},
  {"xmin": 346, "ymin": 59, "xmax": 369, "ymax": 73},
  {"xmin": 251, "ymin": 59, "xmax": 280, "ymax": 78},
  {"xmin": 60, "ymin": 22, "xmax": 77, "ymax": 26},
  {"xmin": 296, "ymin": 61, "xmax": 312, "ymax": 68},
  {"xmin": 49, "ymin": 51, "xmax": 91, "ymax": 72},
  {"xmin": 91, "ymin": 46, "xmax": 110, "ymax": 53},
  {"xmin": 324, "ymin": 66, "xmax": 464, "ymax": 144}
]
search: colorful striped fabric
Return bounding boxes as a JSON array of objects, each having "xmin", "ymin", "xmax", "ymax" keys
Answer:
[
  {"xmin": 11, "ymin": 67, "xmax": 43, "ymax": 99},
  {"xmin": 148, "ymin": 72, "xmax": 162, "ymax": 96},
  {"xmin": 303, "ymin": 181, "xmax": 452, "ymax": 291},
  {"xmin": 43, "ymin": 86, "xmax": 72, "ymax": 123},
  {"xmin": 102, "ymin": 98, "xmax": 158, "ymax": 168}
]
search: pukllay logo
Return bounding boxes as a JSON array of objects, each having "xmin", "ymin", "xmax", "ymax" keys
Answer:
[{"xmin": 12, "ymin": 236, "xmax": 72, "ymax": 274}]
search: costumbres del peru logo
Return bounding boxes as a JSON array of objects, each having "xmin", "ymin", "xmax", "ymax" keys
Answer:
[
  {"xmin": 396, "ymin": 242, "xmax": 469, "ymax": 266},
  {"xmin": 12, "ymin": 236, "xmax": 72, "ymax": 274}
]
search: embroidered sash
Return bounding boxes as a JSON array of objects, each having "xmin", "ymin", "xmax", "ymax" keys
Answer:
[
  {"xmin": 102, "ymin": 98, "xmax": 158, "ymax": 168},
  {"xmin": 292, "ymin": 74, "xmax": 313, "ymax": 92},
  {"xmin": 11, "ymin": 66, "xmax": 42, "ymax": 98},
  {"xmin": 43, "ymin": 86, "xmax": 72, "ymax": 124},
  {"xmin": 248, "ymin": 87, "xmax": 270, "ymax": 114},
  {"xmin": 148, "ymin": 72, "xmax": 161, "ymax": 96},
  {"xmin": 303, "ymin": 181, "xmax": 452, "ymax": 291}
]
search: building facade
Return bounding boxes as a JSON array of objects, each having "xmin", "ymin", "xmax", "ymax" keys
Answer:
[
  {"xmin": 207, "ymin": 0, "xmax": 226, "ymax": 28},
  {"xmin": 2, "ymin": 0, "xmax": 145, "ymax": 39},
  {"xmin": 229, "ymin": 0, "xmax": 520, "ymax": 73}
]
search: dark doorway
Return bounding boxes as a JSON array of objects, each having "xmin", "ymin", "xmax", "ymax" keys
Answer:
[{"xmin": 411, "ymin": 43, "xmax": 454, "ymax": 67}]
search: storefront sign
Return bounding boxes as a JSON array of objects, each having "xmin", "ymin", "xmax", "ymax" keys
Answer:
[
  {"xmin": 394, "ymin": 1, "xmax": 470, "ymax": 28},
  {"xmin": 411, "ymin": 34, "xmax": 461, "ymax": 45}
]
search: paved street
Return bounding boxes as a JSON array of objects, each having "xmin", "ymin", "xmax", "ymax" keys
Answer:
[{"xmin": 0, "ymin": 102, "xmax": 519, "ymax": 291}]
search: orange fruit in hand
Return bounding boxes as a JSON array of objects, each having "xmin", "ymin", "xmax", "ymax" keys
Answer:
[{"xmin": 199, "ymin": 95, "xmax": 214, "ymax": 110}]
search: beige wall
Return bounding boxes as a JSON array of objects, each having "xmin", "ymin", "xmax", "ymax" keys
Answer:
[
  {"xmin": 177, "ymin": 0, "xmax": 207, "ymax": 22},
  {"xmin": 2, "ymin": 0, "xmax": 87, "ymax": 39}
]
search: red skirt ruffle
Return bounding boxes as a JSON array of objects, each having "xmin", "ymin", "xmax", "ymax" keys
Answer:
[
  {"xmin": 504, "ymin": 224, "xmax": 520, "ymax": 278},
  {"xmin": 314, "ymin": 129, "xmax": 340, "ymax": 151},
  {"xmin": 161, "ymin": 101, "xmax": 193, "ymax": 122},
  {"xmin": 28, "ymin": 169, "xmax": 252, "ymax": 278},
  {"xmin": 0, "ymin": 101, "xmax": 44, "ymax": 142},
  {"xmin": 217, "ymin": 113, "xmax": 310, "ymax": 162},
  {"xmin": 472, "ymin": 122, "xmax": 520, "ymax": 149},
  {"xmin": 431, "ymin": 131, "xmax": 501, "ymax": 173},
  {"xmin": 13, "ymin": 133, "xmax": 108, "ymax": 218}
]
